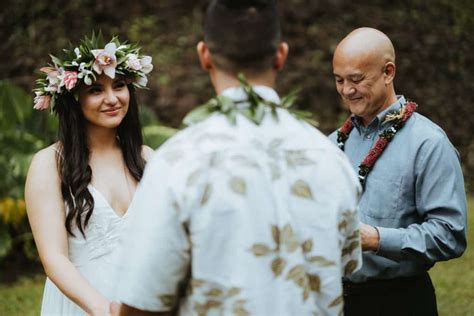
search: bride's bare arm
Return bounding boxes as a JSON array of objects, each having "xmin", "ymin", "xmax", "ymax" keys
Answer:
[{"xmin": 25, "ymin": 146, "xmax": 111, "ymax": 316}]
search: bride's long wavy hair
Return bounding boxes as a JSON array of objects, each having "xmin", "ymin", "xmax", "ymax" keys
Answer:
[{"xmin": 55, "ymin": 84, "xmax": 145, "ymax": 237}]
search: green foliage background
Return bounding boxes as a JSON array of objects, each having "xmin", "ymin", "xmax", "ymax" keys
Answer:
[{"xmin": 0, "ymin": 0, "xmax": 472, "ymax": 304}]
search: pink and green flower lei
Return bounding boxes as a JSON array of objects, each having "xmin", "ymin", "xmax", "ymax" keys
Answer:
[{"xmin": 33, "ymin": 32, "xmax": 153, "ymax": 112}]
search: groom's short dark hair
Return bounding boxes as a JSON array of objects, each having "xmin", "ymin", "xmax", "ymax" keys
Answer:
[{"xmin": 204, "ymin": 0, "xmax": 281, "ymax": 74}]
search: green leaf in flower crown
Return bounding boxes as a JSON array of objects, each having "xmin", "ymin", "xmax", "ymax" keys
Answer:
[{"xmin": 50, "ymin": 54, "xmax": 63, "ymax": 67}]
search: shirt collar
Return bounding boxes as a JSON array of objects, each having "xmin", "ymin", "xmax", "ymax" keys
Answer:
[
  {"xmin": 220, "ymin": 85, "xmax": 281, "ymax": 104},
  {"xmin": 351, "ymin": 95, "xmax": 406, "ymax": 130}
]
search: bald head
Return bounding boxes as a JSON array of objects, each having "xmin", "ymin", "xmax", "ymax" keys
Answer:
[
  {"xmin": 334, "ymin": 27, "xmax": 395, "ymax": 66},
  {"xmin": 332, "ymin": 27, "xmax": 398, "ymax": 126}
]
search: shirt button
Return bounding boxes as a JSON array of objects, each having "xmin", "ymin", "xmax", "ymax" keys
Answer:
[{"xmin": 366, "ymin": 135, "xmax": 372, "ymax": 139}]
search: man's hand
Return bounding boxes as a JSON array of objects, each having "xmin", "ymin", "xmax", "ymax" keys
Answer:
[{"xmin": 360, "ymin": 223, "xmax": 380, "ymax": 251}]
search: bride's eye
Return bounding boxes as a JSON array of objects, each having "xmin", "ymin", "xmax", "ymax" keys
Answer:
[
  {"xmin": 87, "ymin": 86, "xmax": 102, "ymax": 94},
  {"xmin": 114, "ymin": 80, "xmax": 127, "ymax": 89}
]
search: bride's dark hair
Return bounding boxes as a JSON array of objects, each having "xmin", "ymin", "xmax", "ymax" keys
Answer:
[{"xmin": 55, "ymin": 84, "xmax": 145, "ymax": 237}]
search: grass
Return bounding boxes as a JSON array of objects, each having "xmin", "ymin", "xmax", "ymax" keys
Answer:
[
  {"xmin": 0, "ymin": 274, "xmax": 44, "ymax": 316},
  {"xmin": 1, "ymin": 200, "xmax": 473, "ymax": 316},
  {"xmin": 430, "ymin": 196, "xmax": 474, "ymax": 315}
]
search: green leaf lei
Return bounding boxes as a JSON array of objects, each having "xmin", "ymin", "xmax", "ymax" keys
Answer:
[{"xmin": 183, "ymin": 74, "xmax": 317, "ymax": 126}]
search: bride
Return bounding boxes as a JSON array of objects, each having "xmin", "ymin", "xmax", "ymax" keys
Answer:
[{"xmin": 25, "ymin": 34, "xmax": 154, "ymax": 315}]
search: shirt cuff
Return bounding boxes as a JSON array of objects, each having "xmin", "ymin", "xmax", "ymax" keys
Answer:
[{"xmin": 376, "ymin": 226, "xmax": 404, "ymax": 258}]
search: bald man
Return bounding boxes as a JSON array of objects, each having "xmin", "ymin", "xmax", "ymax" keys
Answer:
[{"xmin": 329, "ymin": 28, "xmax": 467, "ymax": 315}]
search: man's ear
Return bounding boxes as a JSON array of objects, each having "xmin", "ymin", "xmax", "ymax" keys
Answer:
[
  {"xmin": 197, "ymin": 41, "xmax": 212, "ymax": 71},
  {"xmin": 274, "ymin": 42, "xmax": 289, "ymax": 71},
  {"xmin": 383, "ymin": 61, "xmax": 396, "ymax": 85}
]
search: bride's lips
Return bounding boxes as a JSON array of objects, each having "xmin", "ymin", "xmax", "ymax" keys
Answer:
[{"xmin": 101, "ymin": 107, "xmax": 122, "ymax": 116}]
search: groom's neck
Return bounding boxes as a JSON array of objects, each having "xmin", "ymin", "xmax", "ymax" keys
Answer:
[{"xmin": 211, "ymin": 68, "xmax": 277, "ymax": 95}]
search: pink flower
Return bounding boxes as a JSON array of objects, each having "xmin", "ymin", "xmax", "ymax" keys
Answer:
[
  {"xmin": 63, "ymin": 71, "xmax": 78, "ymax": 90},
  {"xmin": 91, "ymin": 42, "xmax": 117, "ymax": 79},
  {"xmin": 33, "ymin": 93, "xmax": 51, "ymax": 110}
]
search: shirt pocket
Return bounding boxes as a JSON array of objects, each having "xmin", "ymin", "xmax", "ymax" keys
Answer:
[{"xmin": 359, "ymin": 175, "xmax": 403, "ymax": 219}]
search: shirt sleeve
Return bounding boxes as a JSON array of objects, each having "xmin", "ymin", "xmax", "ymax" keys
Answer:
[
  {"xmin": 116, "ymin": 153, "xmax": 191, "ymax": 311},
  {"xmin": 376, "ymin": 134, "xmax": 467, "ymax": 264}
]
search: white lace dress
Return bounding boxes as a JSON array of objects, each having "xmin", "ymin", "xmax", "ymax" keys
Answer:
[{"xmin": 40, "ymin": 185, "xmax": 128, "ymax": 315}]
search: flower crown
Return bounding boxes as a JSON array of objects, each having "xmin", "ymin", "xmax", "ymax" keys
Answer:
[{"xmin": 33, "ymin": 32, "xmax": 153, "ymax": 112}]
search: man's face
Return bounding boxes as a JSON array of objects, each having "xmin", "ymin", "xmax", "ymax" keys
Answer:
[{"xmin": 333, "ymin": 52, "xmax": 390, "ymax": 126}]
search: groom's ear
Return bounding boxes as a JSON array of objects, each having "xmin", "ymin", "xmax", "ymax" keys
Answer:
[
  {"xmin": 273, "ymin": 42, "xmax": 289, "ymax": 71},
  {"xmin": 197, "ymin": 41, "xmax": 212, "ymax": 71}
]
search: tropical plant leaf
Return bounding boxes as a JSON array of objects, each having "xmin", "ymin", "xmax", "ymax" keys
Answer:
[
  {"xmin": 338, "ymin": 219, "xmax": 348, "ymax": 231},
  {"xmin": 251, "ymin": 243, "xmax": 272, "ymax": 256},
  {"xmin": 201, "ymin": 184, "xmax": 212, "ymax": 206},
  {"xmin": 286, "ymin": 150, "xmax": 316, "ymax": 168},
  {"xmin": 230, "ymin": 176, "xmax": 246, "ymax": 195},
  {"xmin": 344, "ymin": 260, "xmax": 359, "ymax": 275},
  {"xmin": 291, "ymin": 180, "xmax": 314, "ymax": 200},
  {"xmin": 308, "ymin": 274, "xmax": 321, "ymax": 292},
  {"xmin": 271, "ymin": 225, "xmax": 280, "ymax": 245},
  {"xmin": 302, "ymin": 239, "xmax": 313, "ymax": 253},
  {"xmin": 186, "ymin": 169, "xmax": 202, "ymax": 187},
  {"xmin": 205, "ymin": 288, "xmax": 223, "ymax": 297},
  {"xmin": 286, "ymin": 264, "xmax": 305, "ymax": 281},
  {"xmin": 205, "ymin": 300, "xmax": 222, "ymax": 309},
  {"xmin": 271, "ymin": 257, "xmax": 286, "ymax": 277},
  {"xmin": 159, "ymin": 294, "xmax": 176, "ymax": 308},
  {"xmin": 191, "ymin": 279, "xmax": 205, "ymax": 288},
  {"xmin": 328, "ymin": 295, "xmax": 343, "ymax": 307},
  {"xmin": 227, "ymin": 287, "xmax": 241, "ymax": 297},
  {"xmin": 342, "ymin": 241, "xmax": 360, "ymax": 256},
  {"xmin": 308, "ymin": 256, "xmax": 336, "ymax": 266}
]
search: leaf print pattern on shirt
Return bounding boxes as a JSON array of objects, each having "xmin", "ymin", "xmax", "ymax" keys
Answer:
[
  {"xmin": 250, "ymin": 224, "xmax": 326, "ymax": 301},
  {"xmin": 230, "ymin": 177, "xmax": 246, "ymax": 195},
  {"xmin": 291, "ymin": 180, "xmax": 314, "ymax": 200},
  {"xmin": 286, "ymin": 150, "xmax": 316, "ymax": 168},
  {"xmin": 190, "ymin": 279, "xmax": 249, "ymax": 316},
  {"xmin": 200, "ymin": 184, "xmax": 212, "ymax": 206},
  {"xmin": 158, "ymin": 294, "xmax": 176, "ymax": 309}
]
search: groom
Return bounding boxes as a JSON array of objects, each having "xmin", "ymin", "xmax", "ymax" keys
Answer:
[{"xmin": 116, "ymin": 1, "xmax": 362, "ymax": 315}]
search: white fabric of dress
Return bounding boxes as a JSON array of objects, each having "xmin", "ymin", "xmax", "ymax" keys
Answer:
[{"xmin": 40, "ymin": 185, "xmax": 128, "ymax": 315}]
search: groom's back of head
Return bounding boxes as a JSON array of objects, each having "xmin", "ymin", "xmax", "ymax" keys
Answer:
[{"xmin": 204, "ymin": 0, "xmax": 281, "ymax": 74}]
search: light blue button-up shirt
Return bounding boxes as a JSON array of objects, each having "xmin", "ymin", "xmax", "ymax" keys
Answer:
[{"xmin": 329, "ymin": 96, "xmax": 467, "ymax": 282}]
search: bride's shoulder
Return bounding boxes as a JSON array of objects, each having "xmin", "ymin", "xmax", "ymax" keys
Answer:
[
  {"xmin": 26, "ymin": 144, "xmax": 61, "ymax": 194},
  {"xmin": 29, "ymin": 143, "xmax": 61, "ymax": 173}
]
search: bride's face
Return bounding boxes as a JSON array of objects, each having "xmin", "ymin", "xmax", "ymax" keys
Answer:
[{"xmin": 78, "ymin": 74, "xmax": 130, "ymax": 129}]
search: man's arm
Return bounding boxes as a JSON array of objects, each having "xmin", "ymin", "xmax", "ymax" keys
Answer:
[{"xmin": 375, "ymin": 134, "xmax": 467, "ymax": 263}]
